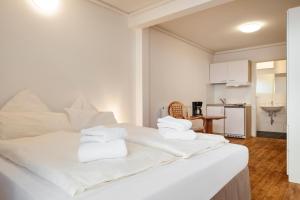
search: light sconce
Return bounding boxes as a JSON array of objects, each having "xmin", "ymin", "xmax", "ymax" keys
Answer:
[{"xmin": 32, "ymin": 0, "xmax": 60, "ymax": 15}]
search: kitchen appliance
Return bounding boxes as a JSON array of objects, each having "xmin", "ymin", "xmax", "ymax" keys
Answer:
[
  {"xmin": 192, "ymin": 101, "xmax": 203, "ymax": 116},
  {"xmin": 206, "ymin": 103, "xmax": 251, "ymax": 138},
  {"xmin": 224, "ymin": 105, "xmax": 251, "ymax": 139}
]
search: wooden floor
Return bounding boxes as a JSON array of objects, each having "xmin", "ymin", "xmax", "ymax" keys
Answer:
[{"xmin": 229, "ymin": 137, "xmax": 300, "ymax": 200}]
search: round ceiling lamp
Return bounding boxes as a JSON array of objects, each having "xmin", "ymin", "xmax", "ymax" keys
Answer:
[
  {"xmin": 238, "ymin": 22, "xmax": 263, "ymax": 33},
  {"xmin": 32, "ymin": 0, "xmax": 60, "ymax": 15}
]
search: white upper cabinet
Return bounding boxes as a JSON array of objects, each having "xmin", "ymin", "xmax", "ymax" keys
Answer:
[
  {"xmin": 209, "ymin": 60, "xmax": 251, "ymax": 86},
  {"xmin": 209, "ymin": 62, "xmax": 228, "ymax": 84},
  {"xmin": 227, "ymin": 60, "xmax": 251, "ymax": 85}
]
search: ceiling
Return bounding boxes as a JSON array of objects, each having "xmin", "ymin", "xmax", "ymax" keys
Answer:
[
  {"xmin": 98, "ymin": 0, "xmax": 170, "ymax": 13},
  {"xmin": 158, "ymin": 0, "xmax": 300, "ymax": 52}
]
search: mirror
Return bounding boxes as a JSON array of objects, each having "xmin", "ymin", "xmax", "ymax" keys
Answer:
[{"xmin": 256, "ymin": 60, "xmax": 286, "ymax": 105}]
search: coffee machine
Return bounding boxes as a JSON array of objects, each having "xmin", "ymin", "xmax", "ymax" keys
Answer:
[{"xmin": 192, "ymin": 101, "xmax": 203, "ymax": 116}]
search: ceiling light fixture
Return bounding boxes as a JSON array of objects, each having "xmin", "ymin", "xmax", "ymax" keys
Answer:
[
  {"xmin": 238, "ymin": 22, "xmax": 263, "ymax": 33},
  {"xmin": 32, "ymin": 0, "xmax": 60, "ymax": 15}
]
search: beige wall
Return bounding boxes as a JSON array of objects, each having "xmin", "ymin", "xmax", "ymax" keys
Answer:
[
  {"xmin": 213, "ymin": 43, "xmax": 286, "ymax": 63},
  {"xmin": 212, "ymin": 43, "xmax": 286, "ymax": 135},
  {"xmin": 0, "ymin": 0, "xmax": 135, "ymax": 123},
  {"xmin": 149, "ymin": 28, "xmax": 213, "ymax": 127}
]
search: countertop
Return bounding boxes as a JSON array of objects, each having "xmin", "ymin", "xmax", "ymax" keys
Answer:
[{"xmin": 207, "ymin": 103, "xmax": 251, "ymax": 108}]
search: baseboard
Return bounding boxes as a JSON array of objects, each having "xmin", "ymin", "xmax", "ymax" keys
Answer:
[
  {"xmin": 289, "ymin": 175, "xmax": 300, "ymax": 184},
  {"xmin": 257, "ymin": 131, "xmax": 286, "ymax": 139}
]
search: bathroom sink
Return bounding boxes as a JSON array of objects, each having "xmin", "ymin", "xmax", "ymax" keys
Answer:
[
  {"xmin": 261, "ymin": 106, "xmax": 284, "ymax": 113},
  {"xmin": 260, "ymin": 105, "xmax": 284, "ymax": 125}
]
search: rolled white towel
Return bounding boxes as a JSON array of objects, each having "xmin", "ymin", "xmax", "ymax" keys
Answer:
[
  {"xmin": 157, "ymin": 116, "xmax": 192, "ymax": 131},
  {"xmin": 159, "ymin": 128, "xmax": 197, "ymax": 140},
  {"xmin": 80, "ymin": 126, "xmax": 127, "ymax": 143},
  {"xmin": 78, "ymin": 139, "xmax": 128, "ymax": 163}
]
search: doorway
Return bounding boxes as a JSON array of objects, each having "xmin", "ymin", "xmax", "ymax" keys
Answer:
[{"xmin": 255, "ymin": 60, "xmax": 287, "ymax": 139}]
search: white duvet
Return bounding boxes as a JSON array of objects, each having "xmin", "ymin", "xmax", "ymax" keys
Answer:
[
  {"xmin": 108, "ymin": 123, "xmax": 230, "ymax": 158},
  {"xmin": 0, "ymin": 131, "xmax": 176, "ymax": 196}
]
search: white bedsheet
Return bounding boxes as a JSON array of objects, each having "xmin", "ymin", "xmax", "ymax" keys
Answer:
[
  {"xmin": 0, "ymin": 143, "xmax": 248, "ymax": 200},
  {"xmin": 108, "ymin": 123, "xmax": 229, "ymax": 158},
  {"xmin": 0, "ymin": 131, "xmax": 175, "ymax": 196}
]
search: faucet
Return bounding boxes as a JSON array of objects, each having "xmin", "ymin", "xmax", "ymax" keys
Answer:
[{"xmin": 219, "ymin": 98, "xmax": 226, "ymax": 105}]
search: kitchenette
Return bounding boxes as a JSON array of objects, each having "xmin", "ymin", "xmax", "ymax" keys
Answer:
[{"xmin": 207, "ymin": 59, "xmax": 253, "ymax": 138}]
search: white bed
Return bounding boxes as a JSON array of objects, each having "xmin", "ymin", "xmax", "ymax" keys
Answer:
[
  {"xmin": 0, "ymin": 142, "xmax": 248, "ymax": 200},
  {"xmin": 0, "ymin": 91, "xmax": 250, "ymax": 200}
]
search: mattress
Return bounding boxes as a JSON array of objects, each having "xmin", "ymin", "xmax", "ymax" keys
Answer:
[{"xmin": 0, "ymin": 143, "xmax": 248, "ymax": 200}]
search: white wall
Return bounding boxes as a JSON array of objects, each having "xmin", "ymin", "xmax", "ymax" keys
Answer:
[
  {"xmin": 212, "ymin": 43, "xmax": 286, "ymax": 136},
  {"xmin": 0, "ymin": 0, "xmax": 135, "ymax": 123},
  {"xmin": 149, "ymin": 28, "xmax": 213, "ymax": 127},
  {"xmin": 287, "ymin": 6, "xmax": 300, "ymax": 184},
  {"xmin": 142, "ymin": 29, "xmax": 151, "ymax": 127},
  {"xmin": 213, "ymin": 43, "xmax": 286, "ymax": 63}
]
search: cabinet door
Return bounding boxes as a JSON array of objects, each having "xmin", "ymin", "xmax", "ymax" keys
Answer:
[
  {"xmin": 207, "ymin": 106, "xmax": 225, "ymax": 134},
  {"xmin": 209, "ymin": 63, "xmax": 228, "ymax": 84},
  {"xmin": 227, "ymin": 60, "xmax": 250, "ymax": 83},
  {"xmin": 225, "ymin": 108, "xmax": 245, "ymax": 136}
]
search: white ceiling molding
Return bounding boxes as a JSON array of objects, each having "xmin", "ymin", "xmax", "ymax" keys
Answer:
[
  {"xmin": 153, "ymin": 26, "xmax": 214, "ymax": 54},
  {"xmin": 87, "ymin": 0, "xmax": 129, "ymax": 15},
  {"xmin": 128, "ymin": 0, "xmax": 234, "ymax": 28},
  {"xmin": 215, "ymin": 42, "xmax": 286, "ymax": 55},
  {"xmin": 130, "ymin": 0, "xmax": 175, "ymax": 15}
]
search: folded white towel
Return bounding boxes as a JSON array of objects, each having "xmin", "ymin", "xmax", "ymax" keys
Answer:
[
  {"xmin": 157, "ymin": 122, "xmax": 190, "ymax": 131},
  {"xmin": 78, "ymin": 139, "xmax": 128, "ymax": 163},
  {"xmin": 158, "ymin": 116, "xmax": 192, "ymax": 128},
  {"xmin": 80, "ymin": 125, "xmax": 104, "ymax": 135},
  {"xmin": 157, "ymin": 116, "xmax": 192, "ymax": 131},
  {"xmin": 80, "ymin": 126, "xmax": 127, "ymax": 143},
  {"xmin": 159, "ymin": 128, "xmax": 197, "ymax": 140},
  {"xmin": 198, "ymin": 133, "xmax": 229, "ymax": 143}
]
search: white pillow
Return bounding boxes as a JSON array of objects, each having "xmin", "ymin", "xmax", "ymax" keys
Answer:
[
  {"xmin": 65, "ymin": 97, "xmax": 118, "ymax": 130},
  {"xmin": 1, "ymin": 90, "xmax": 50, "ymax": 112},
  {"xmin": 65, "ymin": 96, "xmax": 98, "ymax": 131},
  {"xmin": 87, "ymin": 112, "xmax": 118, "ymax": 127},
  {"xmin": 65, "ymin": 108, "xmax": 98, "ymax": 131},
  {"xmin": 69, "ymin": 95, "xmax": 97, "ymax": 111},
  {"xmin": 0, "ymin": 112, "xmax": 72, "ymax": 140}
]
